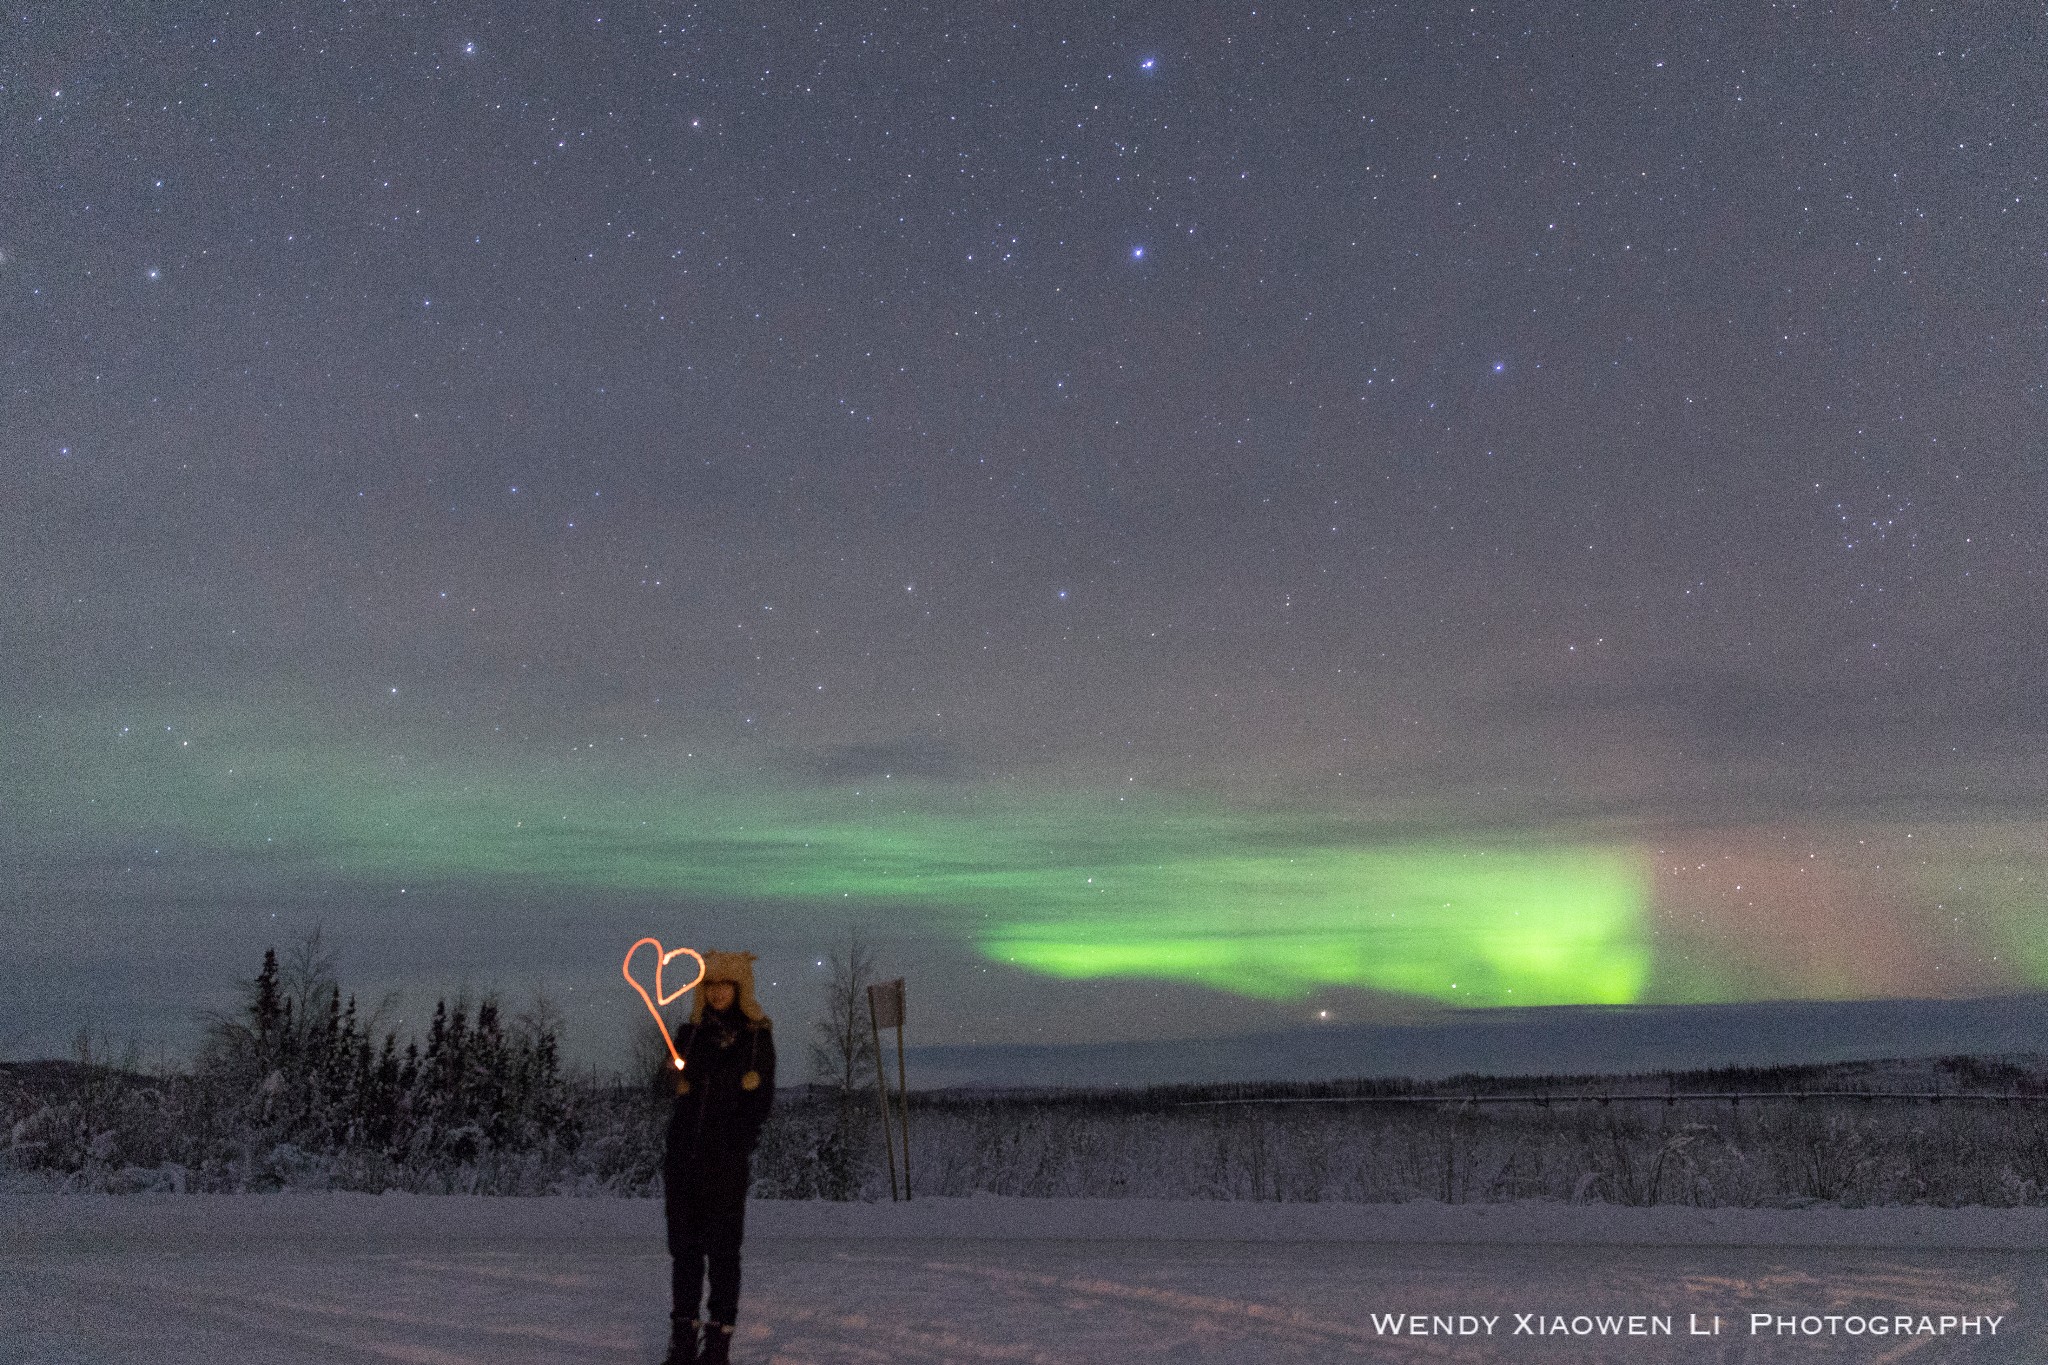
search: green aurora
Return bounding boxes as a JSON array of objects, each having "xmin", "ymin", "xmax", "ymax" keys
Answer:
[{"xmin": 11, "ymin": 708, "xmax": 2043, "ymax": 1008}]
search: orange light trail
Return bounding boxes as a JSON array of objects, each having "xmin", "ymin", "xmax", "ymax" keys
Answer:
[{"xmin": 622, "ymin": 937, "xmax": 704, "ymax": 1070}]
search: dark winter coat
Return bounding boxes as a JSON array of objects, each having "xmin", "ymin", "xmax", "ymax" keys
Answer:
[{"xmin": 665, "ymin": 1006, "xmax": 776, "ymax": 1178}]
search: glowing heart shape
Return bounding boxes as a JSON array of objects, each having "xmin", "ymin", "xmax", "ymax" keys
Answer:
[{"xmin": 622, "ymin": 937, "xmax": 706, "ymax": 1071}]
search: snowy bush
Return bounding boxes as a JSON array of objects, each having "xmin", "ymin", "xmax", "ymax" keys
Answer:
[
  {"xmin": 874, "ymin": 1077, "xmax": 2048, "ymax": 1209},
  {"xmin": 8, "ymin": 1064, "xmax": 2048, "ymax": 1206}
]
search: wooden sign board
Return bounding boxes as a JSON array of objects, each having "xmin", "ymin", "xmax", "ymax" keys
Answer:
[{"xmin": 868, "ymin": 978, "xmax": 906, "ymax": 1030}]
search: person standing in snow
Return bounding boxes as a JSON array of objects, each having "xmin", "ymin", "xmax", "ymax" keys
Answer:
[{"xmin": 663, "ymin": 950, "xmax": 776, "ymax": 1365}]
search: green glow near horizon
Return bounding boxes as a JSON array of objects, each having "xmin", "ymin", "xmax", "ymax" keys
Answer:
[
  {"xmin": 6, "ymin": 712, "xmax": 1654, "ymax": 1006},
  {"xmin": 982, "ymin": 846, "xmax": 1649, "ymax": 1004},
  {"xmin": 1920, "ymin": 850, "xmax": 2048, "ymax": 988},
  {"xmin": 22, "ymin": 706, "xmax": 2047, "ymax": 1007}
]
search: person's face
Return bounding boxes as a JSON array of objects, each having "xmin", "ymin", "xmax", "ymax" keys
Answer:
[{"xmin": 703, "ymin": 980, "xmax": 737, "ymax": 1012}]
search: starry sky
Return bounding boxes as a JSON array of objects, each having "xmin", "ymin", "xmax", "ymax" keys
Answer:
[{"xmin": 5, "ymin": 3, "xmax": 2046, "ymax": 1072}]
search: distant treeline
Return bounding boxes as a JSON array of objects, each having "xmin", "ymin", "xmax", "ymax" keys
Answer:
[
  {"xmin": 1, "ymin": 943, "xmax": 630, "ymax": 1194},
  {"xmin": 5, "ymin": 946, "xmax": 2047, "ymax": 1207},
  {"xmin": 0, "ymin": 941, "xmax": 872, "ymax": 1197},
  {"xmin": 963, "ymin": 1053, "xmax": 2048, "ymax": 1110}
]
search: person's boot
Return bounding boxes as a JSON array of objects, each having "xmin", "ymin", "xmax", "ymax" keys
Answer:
[
  {"xmin": 699, "ymin": 1322, "xmax": 735, "ymax": 1365},
  {"xmin": 661, "ymin": 1315, "xmax": 701, "ymax": 1365}
]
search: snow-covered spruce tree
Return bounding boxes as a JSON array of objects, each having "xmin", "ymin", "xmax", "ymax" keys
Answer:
[{"xmin": 183, "ymin": 940, "xmax": 581, "ymax": 1191}]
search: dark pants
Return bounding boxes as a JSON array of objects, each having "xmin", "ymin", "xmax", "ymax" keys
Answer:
[{"xmin": 665, "ymin": 1157, "xmax": 750, "ymax": 1325}]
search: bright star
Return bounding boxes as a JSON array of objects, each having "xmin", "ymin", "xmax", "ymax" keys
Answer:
[
  {"xmin": 1492, "ymin": 361, "xmax": 1505, "ymax": 373},
  {"xmin": 1131, "ymin": 245, "xmax": 1145, "ymax": 260},
  {"xmin": 1140, "ymin": 57, "xmax": 1156, "ymax": 71}
]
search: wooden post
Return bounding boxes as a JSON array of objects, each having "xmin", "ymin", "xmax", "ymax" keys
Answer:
[
  {"xmin": 868, "ymin": 987, "xmax": 900, "ymax": 1200},
  {"xmin": 895, "ymin": 1000, "xmax": 911, "ymax": 1200}
]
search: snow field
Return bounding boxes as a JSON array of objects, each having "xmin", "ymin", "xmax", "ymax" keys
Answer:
[{"xmin": 3, "ymin": 1195, "xmax": 2044, "ymax": 1363}]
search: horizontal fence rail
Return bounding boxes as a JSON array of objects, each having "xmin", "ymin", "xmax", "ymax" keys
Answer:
[{"xmin": 1182, "ymin": 1091, "xmax": 2048, "ymax": 1107}]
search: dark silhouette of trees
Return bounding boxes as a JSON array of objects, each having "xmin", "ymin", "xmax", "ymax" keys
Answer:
[
  {"xmin": 188, "ymin": 937, "xmax": 578, "ymax": 1179},
  {"xmin": 804, "ymin": 929, "xmax": 882, "ymax": 1199}
]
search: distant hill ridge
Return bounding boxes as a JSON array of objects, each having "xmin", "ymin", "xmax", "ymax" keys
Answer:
[
  {"xmin": 903, "ymin": 1052, "xmax": 2048, "ymax": 1111},
  {"xmin": 904, "ymin": 995, "xmax": 2048, "ymax": 1089}
]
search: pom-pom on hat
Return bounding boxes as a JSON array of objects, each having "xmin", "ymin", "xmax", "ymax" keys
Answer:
[{"xmin": 690, "ymin": 949, "xmax": 770, "ymax": 1025}]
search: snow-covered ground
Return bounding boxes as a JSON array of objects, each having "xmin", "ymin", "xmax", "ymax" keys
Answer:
[{"xmin": 3, "ymin": 1195, "xmax": 2042, "ymax": 1362}]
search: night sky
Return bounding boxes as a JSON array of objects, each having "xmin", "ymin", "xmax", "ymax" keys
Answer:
[{"xmin": 6, "ymin": 4, "xmax": 2045, "ymax": 1072}]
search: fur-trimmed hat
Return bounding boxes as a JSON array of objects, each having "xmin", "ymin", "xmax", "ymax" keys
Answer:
[{"xmin": 689, "ymin": 949, "xmax": 771, "ymax": 1025}]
